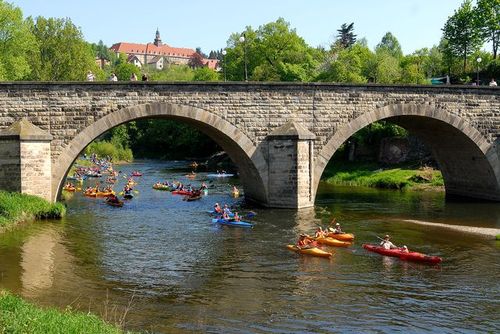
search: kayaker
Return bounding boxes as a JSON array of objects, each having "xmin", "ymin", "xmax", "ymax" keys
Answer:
[
  {"xmin": 214, "ymin": 203, "xmax": 222, "ymax": 214},
  {"xmin": 233, "ymin": 212, "xmax": 241, "ymax": 222},
  {"xmin": 333, "ymin": 223, "xmax": 343, "ymax": 234},
  {"xmin": 222, "ymin": 211, "xmax": 230, "ymax": 220},
  {"xmin": 380, "ymin": 235, "xmax": 397, "ymax": 250},
  {"xmin": 315, "ymin": 227, "xmax": 325, "ymax": 238},
  {"xmin": 401, "ymin": 245, "xmax": 409, "ymax": 253},
  {"xmin": 297, "ymin": 234, "xmax": 318, "ymax": 249},
  {"xmin": 223, "ymin": 204, "xmax": 232, "ymax": 215}
]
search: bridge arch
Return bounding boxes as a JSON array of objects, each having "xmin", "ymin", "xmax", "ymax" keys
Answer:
[
  {"xmin": 52, "ymin": 103, "xmax": 268, "ymax": 204},
  {"xmin": 315, "ymin": 103, "xmax": 500, "ymax": 201}
]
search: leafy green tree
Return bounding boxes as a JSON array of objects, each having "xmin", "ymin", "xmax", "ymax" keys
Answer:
[
  {"xmin": 373, "ymin": 49, "xmax": 401, "ymax": 83},
  {"xmin": 442, "ymin": 0, "xmax": 483, "ymax": 72},
  {"xmin": 147, "ymin": 64, "xmax": 194, "ymax": 81},
  {"xmin": 193, "ymin": 67, "xmax": 219, "ymax": 81},
  {"xmin": 336, "ymin": 23, "xmax": 357, "ymax": 49},
  {"xmin": 27, "ymin": 16, "xmax": 98, "ymax": 81},
  {"xmin": 317, "ymin": 43, "xmax": 372, "ymax": 83},
  {"xmin": 114, "ymin": 62, "xmax": 140, "ymax": 81},
  {"xmin": 400, "ymin": 53, "xmax": 429, "ymax": 84},
  {"xmin": 376, "ymin": 32, "xmax": 403, "ymax": 59},
  {"xmin": 475, "ymin": 0, "xmax": 500, "ymax": 58},
  {"xmin": 224, "ymin": 18, "xmax": 318, "ymax": 81},
  {"xmin": 0, "ymin": 1, "xmax": 35, "ymax": 80}
]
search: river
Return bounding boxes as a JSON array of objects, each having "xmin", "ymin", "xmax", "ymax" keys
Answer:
[{"xmin": 1, "ymin": 160, "xmax": 499, "ymax": 333}]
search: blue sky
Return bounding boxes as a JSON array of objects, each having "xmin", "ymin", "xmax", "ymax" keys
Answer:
[{"xmin": 11, "ymin": 0, "xmax": 465, "ymax": 54}]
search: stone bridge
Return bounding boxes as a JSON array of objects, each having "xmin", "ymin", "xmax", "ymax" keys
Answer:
[{"xmin": 0, "ymin": 82, "xmax": 498, "ymax": 208}]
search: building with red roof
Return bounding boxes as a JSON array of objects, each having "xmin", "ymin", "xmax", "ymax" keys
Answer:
[{"xmin": 110, "ymin": 29, "xmax": 218, "ymax": 70}]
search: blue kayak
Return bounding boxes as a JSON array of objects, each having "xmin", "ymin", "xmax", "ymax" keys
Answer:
[{"xmin": 211, "ymin": 218, "xmax": 253, "ymax": 228}]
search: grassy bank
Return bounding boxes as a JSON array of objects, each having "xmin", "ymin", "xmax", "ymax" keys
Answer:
[
  {"xmin": 0, "ymin": 191, "xmax": 66, "ymax": 230},
  {"xmin": 0, "ymin": 291, "xmax": 127, "ymax": 334},
  {"xmin": 85, "ymin": 140, "xmax": 133, "ymax": 163},
  {"xmin": 323, "ymin": 162, "xmax": 444, "ymax": 190}
]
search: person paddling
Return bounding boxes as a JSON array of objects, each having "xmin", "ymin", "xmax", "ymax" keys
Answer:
[
  {"xmin": 380, "ymin": 235, "xmax": 397, "ymax": 250},
  {"xmin": 333, "ymin": 223, "xmax": 343, "ymax": 234},
  {"xmin": 214, "ymin": 203, "xmax": 222, "ymax": 214}
]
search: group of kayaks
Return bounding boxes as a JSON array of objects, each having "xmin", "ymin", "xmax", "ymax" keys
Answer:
[{"xmin": 287, "ymin": 232, "xmax": 442, "ymax": 264}]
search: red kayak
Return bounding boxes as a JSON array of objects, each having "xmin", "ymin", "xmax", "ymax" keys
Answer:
[
  {"xmin": 363, "ymin": 244, "xmax": 442, "ymax": 264},
  {"xmin": 171, "ymin": 190, "xmax": 193, "ymax": 196}
]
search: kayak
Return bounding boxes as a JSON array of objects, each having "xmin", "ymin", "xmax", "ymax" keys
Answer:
[
  {"xmin": 96, "ymin": 191, "xmax": 115, "ymax": 198},
  {"xmin": 363, "ymin": 244, "xmax": 442, "ymax": 264},
  {"xmin": 171, "ymin": 190, "xmax": 193, "ymax": 196},
  {"xmin": 186, "ymin": 174, "xmax": 196, "ymax": 178},
  {"xmin": 184, "ymin": 194, "xmax": 202, "ymax": 201},
  {"xmin": 315, "ymin": 237, "xmax": 351, "ymax": 247},
  {"xmin": 207, "ymin": 173, "xmax": 234, "ymax": 178},
  {"xmin": 84, "ymin": 192, "xmax": 97, "ymax": 197},
  {"xmin": 106, "ymin": 200, "xmax": 124, "ymax": 207},
  {"xmin": 131, "ymin": 172, "xmax": 142, "ymax": 177},
  {"xmin": 123, "ymin": 193, "xmax": 134, "ymax": 199},
  {"xmin": 231, "ymin": 190, "xmax": 240, "ymax": 198},
  {"xmin": 211, "ymin": 218, "xmax": 253, "ymax": 228},
  {"xmin": 326, "ymin": 233, "xmax": 355, "ymax": 242},
  {"xmin": 63, "ymin": 186, "xmax": 76, "ymax": 192},
  {"xmin": 152, "ymin": 184, "xmax": 170, "ymax": 191},
  {"xmin": 286, "ymin": 245, "xmax": 332, "ymax": 258}
]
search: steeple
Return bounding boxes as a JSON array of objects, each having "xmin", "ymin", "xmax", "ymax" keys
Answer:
[{"xmin": 154, "ymin": 28, "xmax": 162, "ymax": 46}]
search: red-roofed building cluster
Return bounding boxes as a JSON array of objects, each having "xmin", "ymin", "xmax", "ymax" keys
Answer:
[{"xmin": 110, "ymin": 29, "xmax": 218, "ymax": 70}]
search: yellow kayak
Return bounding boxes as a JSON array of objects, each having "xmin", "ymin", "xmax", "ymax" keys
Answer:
[
  {"xmin": 96, "ymin": 191, "xmax": 115, "ymax": 197},
  {"xmin": 231, "ymin": 191, "xmax": 240, "ymax": 198},
  {"xmin": 326, "ymin": 233, "xmax": 355, "ymax": 242},
  {"xmin": 286, "ymin": 245, "xmax": 332, "ymax": 258},
  {"xmin": 315, "ymin": 237, "xmax": 352, "ymax": 247}
]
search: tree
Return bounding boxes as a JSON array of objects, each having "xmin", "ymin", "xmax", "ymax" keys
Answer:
[
  {"xmin": 442, "ymin": 0, "xmax": 483, "ymax": 72},
  {"xmin": 224, "ymin": 18, "xmax": 319, "ymax": 81},
  {"xmin": 114, "ymin": 62, "xmax": 140, "ymax": 81},
  {"xmin": 372, "ymin": 49, "xmax": 401, "ymax": 83},
  {"xmin": 475, "ymin": 0, "xmax": 500, "ymax": 58},
  {"xmin": 376, "ymin": 32, "xmax": 403, "ymax": 59},
  {"xmin": 336, "ymin": 23, "xmax": 357, "ymax": 48},
  {"xmin": 0, "ymin": 1, "xmax": 35, "ymax": 80},
  {"xmin": 193, "ymin": 67, "xmax": 219, "ymax": 81},
  {"xmin": 27, "ymin": 16, "xmax": 98, "ymax": 81},
  {"xmin": 317, "ymin": 43, "xmax": 372, "ymax": 83},
  {"xmin": 188, "ymin": 52, "xmax": 205, "ymax": 68},
  {"xmin": 195, "ymin": 47, "xmax": 207, "ymax": 58}
]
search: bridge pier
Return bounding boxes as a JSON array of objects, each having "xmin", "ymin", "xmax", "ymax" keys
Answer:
[
  {"xmin": 0, "ymin": 119, "xmax": 52, "ymax": 200},
  {"xmin": 266, "ymin": 121, "xmax": 316, "ymax": 208}
]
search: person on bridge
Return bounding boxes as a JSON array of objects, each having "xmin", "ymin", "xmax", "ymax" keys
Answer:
[
  {"xmin": 86, "ymin": 70, "xmax": 95, "ymax": 81},
  {"xmin": 380, "ymin": 235, "xmax": 398, "ymax": 250},
  {"xmin": 489, "ymin": 78, "xmax": 497, "ymax": 87}
]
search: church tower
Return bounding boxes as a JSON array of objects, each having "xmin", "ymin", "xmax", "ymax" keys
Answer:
[{"xmin": 154, "ymin": 28, "xmax": 162, "ymax": 46}]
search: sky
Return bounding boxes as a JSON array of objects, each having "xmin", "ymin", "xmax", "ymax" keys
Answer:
[{"xmin": 11, "ymin": 0, "xmax": 465, "ymax": 54}]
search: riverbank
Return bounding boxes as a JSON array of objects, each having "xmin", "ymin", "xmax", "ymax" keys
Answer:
[
  {"xmin": 0, "ymin": 291, "xmax": 128, "ymax": 334},
  {"xmin": 0, "ymin": 191, "xmax": 66, "ymax": 233},
  {"xmin": 322, "ymin": 161, "xmax": 444, "ymax": 190}
]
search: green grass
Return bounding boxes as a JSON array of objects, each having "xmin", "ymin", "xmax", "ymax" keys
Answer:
[
  {"xmin": 0, "ymin": 191, "xmax": 66, "ymax": 228},
  {"xmin": 323, "ymin": 161, "xmax": 444, "ymax": 190},
  {"xmin": 0, "ymin": 291, "xmax": 127, "ymax": 334},
  {"xmin": 85, "ymin": 141, "xmax": 133, "ymax": 163}
]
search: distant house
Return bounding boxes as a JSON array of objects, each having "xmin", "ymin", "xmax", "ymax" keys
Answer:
[{"xmin": 110, "ymin": 29, "xmax": 218, "ymax": 70}]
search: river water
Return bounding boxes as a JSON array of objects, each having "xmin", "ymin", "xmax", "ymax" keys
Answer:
[{"xmin": 1, "ymin": 160, "xmax": 499, "ymax": 333}]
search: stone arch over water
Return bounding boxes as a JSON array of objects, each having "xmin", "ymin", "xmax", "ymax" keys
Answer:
[
  {"xmin": 52, "ymin": 103, "xmax": 269, "ymax": 204},
  {"xmin": 314, "ymin": 103, "xmax": 500, "ymax": 202}
]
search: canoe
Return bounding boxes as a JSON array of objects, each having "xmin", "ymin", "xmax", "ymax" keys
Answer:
[
  {"xmin": 326, "ymin": 233, "xmax": 355, "ymax": 242},
  {"xmin": 152, "ymin": 184, "xmax": 170, "ymax": 191},
  {"xmin": 96, "ymin": 191, "xmax": 115, "ymax": 197},
  {"xmin": 363, "ymin": 244, "xmax": 442, "ymax": 264},
  {"xmin": 315, "ymin": 237, "xmax": 351, "ymax": 247},
  {"xmin": 106, "ymin": 200, "xmax": 124, "ymax": 207},
  {"xmin": 286, "ymin": 245, "xmax": 332, "ymax": 258},
  {"xmin": 211, "ymin": 218, "xmax": 253, "ymax": 228},
  {"xmin": 171, "ymin": 190, "xmax": 193, "ymax": 196},
  {"xmin": 207, "ymin": 173, "xmax": 234, "ymax": 178},
  {"xmin": 184, "ymin": 195, "xmax": 202, "ymax": 201}
]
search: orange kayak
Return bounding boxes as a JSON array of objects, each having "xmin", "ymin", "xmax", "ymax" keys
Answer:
[
  {"xmin": 96, "ymin": 191, "xmax": 115, "ymax": 197},
  {"xmin": 286, "ymin": 245, "xmax": 332, "ymax": 258},
  {"xmin": 315, "ymin": 237, "xmax": 351, "ymax": 247},
  {"xmin": 326, "ymin": 233, "xmax": 355, "ymax": 242}
]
